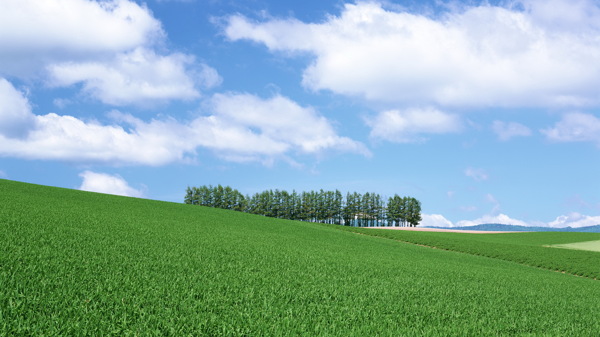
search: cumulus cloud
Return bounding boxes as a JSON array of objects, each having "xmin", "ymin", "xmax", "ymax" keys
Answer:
[
  {"xmin": 0, "ymin": 0, "xmax": 211, "ymax": 106},
  {"xmin": 226, "ymin": 1, "xmax": 600, "ymax": 107},
  {"xmin": 0, "ymin": 112, "xmax": 195, "ymax": 166},
  {"xmin": 0, "ymin": 79, "xmax": 35, "ymax": 138},
  {"xmin": 542, "ymin": 112, "xmax": 600, "ymax": 145},
  {"xmin": 367, "ymin": 107, "xmax": 461, "ymax": 143},
  {"xmin": 420, "ymin": 213, "xmax": 454, "ymax": 227},
  {"xmin": 465, "ymin": 167, "xmax": 489, "ymax": 182},
  {"xmin": 548, "ymin": 212, "xmax": 600, "ymax": 228},
  {"xmin": 47, "ymin": 48, "xmax": 202, "ymax": 106},
  {"xmin": 492, "ymin": 121, "xmax": 532, "ymax": 141},
  {"xmin": 196, "ymin": 93, "xmax": 371, "ymax": 161},
  {"xmin": 79, "ymin": 171, "xmax": 144, "ymax": 197},
  {"xmin": 0, "ymin": 79, "xmax": 367, "ymax": 165},
  {"xmin": 0, "ymin": 0, "xmax": 163, "ymax": 77}
]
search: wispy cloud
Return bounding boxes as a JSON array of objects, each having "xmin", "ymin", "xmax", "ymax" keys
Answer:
[
  {"xmin": 492, "ymin": 121, "xmax": 532, "ymax": 141},
  {"xmin": 485, "ymin": 193, "xmax": 501, "ymax": 214},
  {"xmin": 542, "ymin": 112, "xmax": 600, "ymax": 146},
  {"xmin": 367, "ymin": 107, "xmax": 462, "ymax": 143},
  {"xmin": 464, "ymin": 167, "xmax": 489, "ymax": 182}
]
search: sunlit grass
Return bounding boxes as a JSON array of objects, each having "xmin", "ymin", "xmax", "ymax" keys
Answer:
[{"xmin": 549, "ymin": 240, "xmax": 600, "ymax": 253}]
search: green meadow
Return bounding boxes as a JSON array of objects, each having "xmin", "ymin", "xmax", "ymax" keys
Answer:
[
  {"xmin": 338, "ymin": 226, "xmax": 600, "ymax": 279},
  {"xmin": 1, "ymin": 179, "xmax": 600, "ymax": 336}
]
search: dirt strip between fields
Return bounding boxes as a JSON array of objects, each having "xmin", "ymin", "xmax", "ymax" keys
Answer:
[{"xmin": 364, "ymin": 227, "xmax": 526, "ymax": 234}]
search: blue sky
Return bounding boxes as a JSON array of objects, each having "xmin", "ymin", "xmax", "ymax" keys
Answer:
[{"xmin": 2, "ymin": 0, "xmax": 600, "ymax": 228}]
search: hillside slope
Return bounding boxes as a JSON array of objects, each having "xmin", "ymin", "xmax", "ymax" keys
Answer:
[{"xmin": 1, "ymin": 179, "xmax": 599, "ymax": 336}]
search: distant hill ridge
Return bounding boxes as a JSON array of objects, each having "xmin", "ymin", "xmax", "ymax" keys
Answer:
[{"xmin": 425, "ymin": 223, "xmax": 600, "ymax": 233}]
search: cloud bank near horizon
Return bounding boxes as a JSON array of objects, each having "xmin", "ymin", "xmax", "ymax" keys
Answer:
[{"xmin": 421, "ymin": 212, "xmax": 600, "ymax": 229}]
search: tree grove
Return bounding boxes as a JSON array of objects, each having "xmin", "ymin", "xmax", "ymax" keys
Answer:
[{"xmin": 185, "ymin": 185, "xmax": 422, "ymax": 227}]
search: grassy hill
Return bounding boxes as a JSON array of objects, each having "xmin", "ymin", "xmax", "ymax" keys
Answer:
[{"xmin": 1, "ymin": 179, "xmax": 600, "ymax": 336}]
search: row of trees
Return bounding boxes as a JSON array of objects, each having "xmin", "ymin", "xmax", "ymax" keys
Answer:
[{"xmin": 185, "ymin": 185, "xmax": 422, "ymax": 227}]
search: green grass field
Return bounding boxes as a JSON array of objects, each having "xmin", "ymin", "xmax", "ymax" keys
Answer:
[
  {"xmin": 334, "ymin": 226, "xmax": 600, "ymax": 279},
  {"xmin": 1, "ymin": 179, "xmax": 600, "ymax": 336}
]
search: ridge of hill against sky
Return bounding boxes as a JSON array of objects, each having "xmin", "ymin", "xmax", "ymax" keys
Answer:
[{"xmin": 1, "ymin": 0, "xmax": 600, "ymax": 228}]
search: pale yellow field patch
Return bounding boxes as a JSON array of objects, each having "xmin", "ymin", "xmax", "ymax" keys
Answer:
[{"xmin": 549, "ymin": 240, "xmax": 600, "ymax": 253}]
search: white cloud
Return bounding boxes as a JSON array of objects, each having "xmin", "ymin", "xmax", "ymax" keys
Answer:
[
  {"xmin": 198, "ymin": 93, "xmax": 371, "ymax": 160},
  {"xmin": 0, "ymin": 79, "xmax": 367, "ymax": 165},
  {"xmin": 367, "ymin": 107, "xmax": 461, "ymax": 143},
  {"xmin": 425, "ymin": 210, "xmax": 600, "ymax": 229},
  {"xmin": 456, "ymin": 213, "xmax": 530, "ymax": 227},
  {"xmin": 0, "ymin": 170, "xmax": 6, "ymax": 178},
  {"xmin": 0, "ymin": 0, "xmax": 163, "ymax": 77},
  {"xmin": 1, "ymin": 1, "xmax": 210, "ymax": 106},
  {"xmin": 47, "ymin": 48, "xmax": 202, "ymax": 106},
  {"xmin": 226, "ymin": 1, "xmax": 600, "ymax": 107},
  {"xmin": 0, "ymin": 78, "xmax": 35, "ymax": 138},
  {"xmin": 547, "ymin": 212, "xmax": 600, "ymax": 228},
  {"xmin": 492, "ymin": 120, "xmax": 532, "ymax": 141},
  {"xmin": 196, "ymin": 64, "xmax": 223, "ymax": 89},
  {"xmin": 465, "ymin": 167, "xmax": 489, "ymax": 182},
  {"xmin": 542, "ymin": 112, "xmax": 600, "ymax": 145},
  {"xmin": 0, "ymin": 112, "xmax": 196, "ymax": 166},
  {"xmin": 79, "ymin": 171, "xmax": 144, "ymax": 197},
  {"xmin": 420, "ymin": 213, "xmax": 454, "ymax": 227}
]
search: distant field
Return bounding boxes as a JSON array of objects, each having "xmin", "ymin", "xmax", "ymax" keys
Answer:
[
  {"xmin": 549, "ymin": 240, "xmax": 600, "ymax": 253},
  {"xmin": 1, "ymin": 179, "xmax": 600, "ymax": 335},
  {"xmin": 334, "ymin": 225, "xmax": 600, "ymax": 279}
]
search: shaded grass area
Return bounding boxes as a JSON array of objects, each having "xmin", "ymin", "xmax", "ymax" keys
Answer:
[
  {"xmin": 2, "ymin": 179, "xmax": 600, "ymax": 335},
  {"xmin": 332, "ymin": 225, "xmax": 600, "ymax": 279}
]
